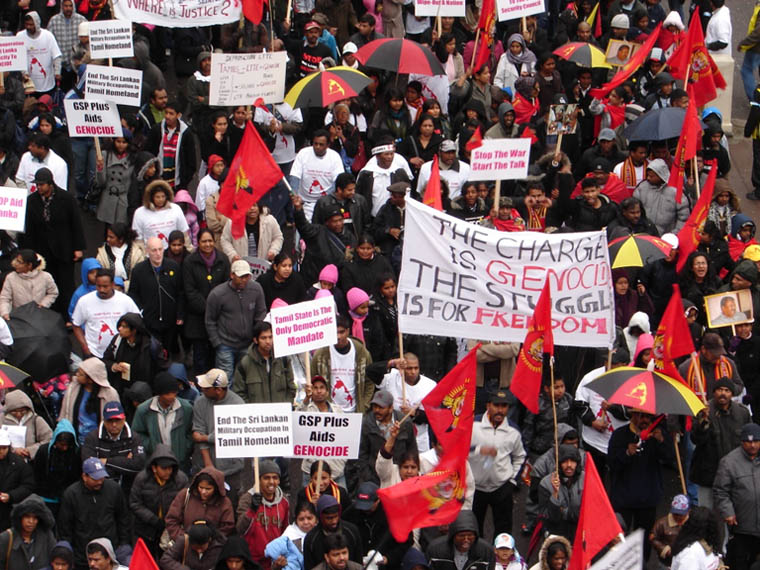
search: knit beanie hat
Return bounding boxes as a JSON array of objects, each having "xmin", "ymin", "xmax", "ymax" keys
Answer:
[{"xmin": 346, "ymin": 287, "xmax": 369, "ymax": 311}]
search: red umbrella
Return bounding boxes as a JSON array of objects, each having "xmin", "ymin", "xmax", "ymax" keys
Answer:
[{"xmin": 354, "ymin": 38, "xmax": 445, "ymax": 76}]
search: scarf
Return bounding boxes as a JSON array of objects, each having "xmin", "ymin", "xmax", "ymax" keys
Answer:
[
  {"xmin": 41, "ymin": 190, "xmax": 54, "ymax": 223},
  {"xmin": 199, "ymin": 249, "xmax": 216, "ymax": 272},
  {"xmin": 193, "ymin": 70, "xmax": 212, "ymax": 83},
  {"xmin": 620, "ymin": 157, "xmax": 646, "ymax": 189},
  {"xmin": 686, "ymin": 356, "xmax": 732, "ymax": 400},
  {"xmin": 305, "ymin": 480, "xmax": 341, "ymax": 504},
  {"xmin": 505, "ymin": 34, "xmax": 537, "ymax": 68},
  {"xmin": 491, "ymin": 211, "xmax": 526, "ymax": 232},
  {"xmin": 348, "ymin": 309, "xmax": 367, "ymax": 342},
  {"xmin": 527, "ymin": 206, "xmax": 547, "ymax": 231}
]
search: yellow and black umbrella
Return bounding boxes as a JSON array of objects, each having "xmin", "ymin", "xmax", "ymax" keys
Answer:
[
  {"xmin": 586, "ymin": 367, "xmax": 705, "ymax": 416},
  {"xmin": 608, "ymin": 234, "xmax": 672, "ymax": 269},
  {"xmin": 553, "ymin": 42, "xmax": 611, "ymax": 69},
  {"xmin": 0, "ymin": 362, "xmax": 29, "ymax": 389},
  {"xmin": 284, "ymin": 67, "xmax": 371, "ymax": 109}
]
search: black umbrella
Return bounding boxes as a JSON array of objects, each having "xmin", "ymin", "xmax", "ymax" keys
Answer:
[
  {"xmin": 7, "ymin": 303, "xmax": 71, "ymax": 382},
  {"xmin": 623, "ymin": 107, "xmax": 707, "ymax": 142}
]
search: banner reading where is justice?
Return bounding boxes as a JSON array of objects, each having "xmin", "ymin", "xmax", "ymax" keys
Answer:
[
  {"xmin": 112, "ymin": 0, "xmax": 241, "ymax": 27},
  {"xmin": 398, "ymin": 200, "xmax": 615, "ymax": 347}
]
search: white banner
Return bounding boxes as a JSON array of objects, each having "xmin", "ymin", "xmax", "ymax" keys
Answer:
[
  {"xmin": 271, "ymin": 297, "xmax": 337, "ymax": 358},
  {"xmin": 86, "ymin": 65, "xmax": 143, "ymax": 107},
  {"xmin": 209, "ymin": 52, "xmax": 288, "ymax": 106},
  {"xmin": 244, "ymin": 256, "xmax": 271, "ymax": 278},
  {"xmin": 214, "ymin": 403, "xmax": 293, "ymax": 458},
  {"xmin": 414, "ymin": 0, "xmax": 466, "ymax": 18},
  {"xmin": 0, "ymin": 187, "xmax": 28, "ymax": 232},
  {"xmin": 496, "ymin": 0, "xmax": 545, "ymax": 21},
  {"xmin": 0, "ymin": 38, "xmax": 27, "ymax": 72},
  {"xmin": 112, "ymin": 0, "xmax": 241, "ymax": 27},
  {"xmin": 398, "ymin": 200, "xmax": 615, "ymax": 347},
  {"xmin": 64, "ymin": 100, "xmax": 122, "ymax": 137},
  {"xmin": 589, "ymin": 529, "xmax": 644, "ymax": 570},
  {"xmin": 469, "ymin": 138, "xmax": 531, "ymax": 181},
  {"xmin": 291, "ymin": 412, "xmax": 362, "ymax": 459},
  {"xmin": 88, "ymin": 20, "xmax": 134, "ymax": 59}
]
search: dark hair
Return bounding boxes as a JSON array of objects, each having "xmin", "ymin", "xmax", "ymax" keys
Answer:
[
  {"xmin": 701, "ymin": 220, "xmax": 723, "ymax": 241},
  {"xmin": 150, "ymin": 87, "xmax": 167, "ymax": 100},
  {"xmin": 168, "ymin": 230, "xmax": 185, "ymax": 244},
  {"xmin": 273, "ymin": 251, "xmax": 294, "ymax": 266},
  {"xmin": 187, "ymin": 520, "xmax": 215, "ymax": 545},
  {"xmin": 581, "ymin": 177, "xmax": 598, "ymax": 189},
  {"xmin": 164, "ymin": 101, "xmax": 181, "ymax": 113},
  {"xmin": 310, "ymin": 461, "xmax": 333, "ymax": 476},
  {"xmin": 412, "ymin": 113, "xmax": 436, "ymax": 137},
  {"xmin": 37, "ymin": 112, "xmax": 56, "ymax": 130},
  {"xmin": 407, "ymin": 80, "xmax": 423, "ymax": 95},
  {"xmin": 358, "ymin": 13, "xmax": 375, "ymax": 26},
  {"xmin": 85, "ymin": 542, "xmax": 110, "ymax": 558},
  {"xmin": 211, "ymin": 110, "xmax": 228, "ymax": 126},
  {"xmin": 295, "ymin": 501, "xmax": 317, "ymax": 517},
  {"xmin": 399, "ymin": 449, "xmax": 420, "ymax": 468},
  {"xmin": 612, "ymin": 86, "xmax": 630, "ymax": 102},
  {"xmin": 536, "ymin": 52, "xmax": 556, "ymax": 71},
  {"xmin": 546, "ymin": 540, "xmax": 569, "ymax": 560},
  {"xmin": 375, "ymin": 272, "xmax": 397, "ymax": 293},
  {"xmin": 434, "ymin": 32, "xmax": 456, "ymax": 62},
  {"xmin": 619, "ymin": 197, "xmax": 642, "ymax": 211},
  {"xmin": 335, "ymin": 172, "xmax": 356, "ymax": 190},
  {"xmin": 149, "ymin": 183, "xmax": 171, "ymax": 205},
  {"xmin": 324, "ymin": 532, "xmax": 349, "ymax": 553},
  {"xmin": 421, "ymin": 99, "xmax": 441, "ymax": 115},
  {"xmin": 253, "ymin": 321, "xmax": 273, "ymax": 339},
  {"xmin": 671, "ymin": 506, "xmax": 721, "ymax": 557},
  {"xmin": 193, "ymin": 473, "xmax": 218, "ymax": 496},
  {"xmin": 336, "ymin": 314, "xmax": 351, "ymax": 329},
  {"xmin": 385, "ymin": 86, "xmax": 405, "ymax": 104},
  {"xmin": 107, "ymin": 222, "xmax": 137, "ymax": 245},
  {"xmin": 16, "ymin": 249, "xmax": 40, "ymax": 268},
  {"xmin": 312, "ymin": 129, "xmax": 330, "ymax": 142},
  {"xmin": 197, "ymin": 228, "xmax": 215, "ymax": 244},
  {"xmin": 356, "ymin": 233, "xmax": 375, "ymax": 248},
  {"xmin": 95, "ymin": 268, "xmax": 114, "ymax": 282},
  {"xmin": 628, "ymin": 141, "xmax": 648, "ymax": 152},
  {"xmin": 29, "ymin": 133, "xmax": 51, "ymax": 149},
  {"xmin": 669, "ymin": 88, "xmax": 688, "ymax": 104}
]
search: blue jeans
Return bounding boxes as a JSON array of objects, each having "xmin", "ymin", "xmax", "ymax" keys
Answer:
[
  {"xmin": 214, "ymin": 344, "xmax": 248, "ymax": 379},
  {"xmin": 742, "ymin": 51, "xmax": 760, "ymax": 101},
  {"xmin": 70, "ymin": 137, "xmax": 96, "ymax": 201}
]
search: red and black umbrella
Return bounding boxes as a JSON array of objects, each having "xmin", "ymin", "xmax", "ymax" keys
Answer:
[{"xmin": 354, "ymin": 38, "xmax": 445, "ymax": 76}]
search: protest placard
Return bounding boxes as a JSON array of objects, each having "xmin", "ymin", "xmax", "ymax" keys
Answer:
[
  {"xmin": 589, "ymin": 529, "xmax": 644, "ymax": 570},
  {"xmin": 86, "ymin": 65, "xmax": 143, "ymax": 107},
  {"xmin": 214, "ymin": 403, "xmax": 293, "ymax": 459},
  {"xmin": 112, "ymin": 0, "xmax": 240, "ymax": 27},
  {"xmin": 0, "ymin": 38, "xmax": 27, "ymax": 72},
  {"xmin": 397, "ymin": 199, "xmax": 615, "ymax": 347},
  {"xmin": 415, "ymin": 0, "xmax": 466, "ymax": 18},
  {"xmin": 469, "ymin": 138, "xmax": 531, "ymax": 181},
  {"xmin": 0, "ymin": 425, "xmax": 26, "ymax": 449},
  {"xmin": 496, "ymin": 0, "xmax": 545, "ymax": 21},
  {"xmin": 0, "ymin": 187, "xmax": 28, "ymax": 233},
  {"xmin": 64, "ymin": 100, "xmax": 122, "ymax": 137},
  {"xmin": 271, "ymin": 297, "xmax": 337, "ymax": 358},
  {"xmin": 244, "ymin": 257, "xmax": 271, "ymax": 278},
  {"xmin": 209, "ymin": 52, "xmax": 288, "ymax": 106},
  {"xmin": 291, "ymin": 412, "xmax": 362, "ymax": 459},
  {"xmin": 88, "ymin": 20, "xmax": 134, "ymax": 59}
]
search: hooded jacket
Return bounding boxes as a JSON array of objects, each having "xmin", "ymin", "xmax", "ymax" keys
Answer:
[
  {"xmin": 632, "ymin": 333, "xmax": 654, "ymax": 366},
  {"xmin": 633, "ymin": 159, "xmax": 689, "ymax": 235},
  {"xmin": 164, "ymin": 466, "xmax": 235, "ymax": 540},
  {"xmin": 302, "ymin": 496, "xmax": 364, "ymax": 569},
  {"xmin": 218, "ymin": 536, "xmax": 262, "ymax": 570},
  {"xmin": 81, "ymin": 420, "xmax": 146, "ymax": 492},
  {"xmin": 538, "ymin": 445, "xmax": 584, "ymax": 541},
  {"xmin": 219, "ymin": 210, "xmax": 283, "ymax": 265},
  {"xmin": 529, "ymin": 535, "xmax": 572, "ymax": 570},
  {"xmin": 67, "ymin": 258, "xmax": 101, "ymax": 318},
  {"xmin": 129, "ymin": 444, "xmax": 189, "ymax": 543},
  {"xmin": 713, "ymin": 445, "xmax": 760, "ymax": 537},
  {"xmin": 1, "ymin": 390, "xmax": 52, "ymax": 458},
  {"xmin": 32, "ymin": 419, "xmax": 80, "ymax": 506},
  {"xmin": 204, "ymin": 279, "xmax": 267, "ymax": 350},
  {"xmin": 0, "ymin": 260, "xmax": 58, "ymax": 317},
  {"xmin": 425, "ymin": 510, "xmax": 495, "ymax": 569},
  {"xmin": 160, "ymin": 532, "xmax": 225, "ymax": 570},
  {"xmin": 87, "ymin": 537, "xmax": 124, "ymax": 570},
  {"xmin": 59, "ymin": 359, "xmax": 120, "ymax": 443},
  {"xmin": 238, "ymin": 486, "xmax": 290, "ymax": 569},
  {"xmin": 0, "ymin": 494, "xmax": 57, "ymax": 570}
]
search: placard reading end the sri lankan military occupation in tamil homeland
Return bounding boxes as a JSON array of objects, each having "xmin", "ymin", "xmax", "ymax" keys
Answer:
[
  {"xmin": 87, "ymin": 20, "xmax": 134, "ymax": 59},
  {"xmin": 214, "ymin": 403, "xmax": 293, "ymax": 459},
  {"xmin": 86, "ymin": 65, "xmax": 143, "ymax": 107}
]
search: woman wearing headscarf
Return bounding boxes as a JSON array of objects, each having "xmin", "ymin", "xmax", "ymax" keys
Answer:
[
  {"xmin": 494, "ymin": 34, "xmax": 537, "ymax": 94},
  {"xmin": 513, "ymin": 76, "xmax": 541, "ymax": 125}
]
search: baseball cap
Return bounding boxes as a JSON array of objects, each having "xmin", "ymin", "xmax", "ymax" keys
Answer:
[
  {"xmin": 197, "ymin": 368, "xmax": 229, "ymax": 388},
  {"xmin": 103, "ymin": 401, "xmax": 125, "ymax": 420},
  {"xmin": 343, "ymin": 42, "xmax": 358, "ymax": 55},
  {"xmin": 488, "ymin": 390, "xmax": 512, "ymax": 405},
  {"xmin": 494, "ymin": 533, "xmax": 516, "ymax": 549},
  {"xmin": 440, "ymin": 139, "xmax": 457, "ymax": 152},
  {"xmin": 311, "ymin": 375, "xmax": 329, "ymax": 386},
  {"xmin": 741, "ymin": 422, "xmax": 760, "ymax": 442},
  {"xmin": 598, "ymin": 128, "xmax": 616, "ymax": 141},
  {"xmin": 231, "ymin": 259, "xmax": 252, "ymax": 277},
  {"xmin": 34, "ymin": 168, "xmax": 54, "ymax": 184},
  {"xmin": 83, "ymin": 457, "xmax": 109, "ymax": 480},
  {"xmin": 312, "ymin": 13, "xmax": 329, "ymax": 25},
  {"xmin": 355, "ymin": 481, "xmax": 379, "ymax": 510},
  {"xmin": 591, "ymin": 157, "xmax": 612, "ymax": 172},
  {"xmin": 670, "ymin": 494, "xmax": 689, "ymax": 515},
  {"xmin": 370, "ymin": 390, "xmax": 393, "ymax": 408},
  {"xmin": 701, "ymin": 333, "xmax": 725, "ymax": 357},
  {"xmin": 78, "ymin": 21, "xmax": 89, "ymax": 35},
  {"xmin": 304, "ymin": 21, "xmax": 321, "ymax": 31}
]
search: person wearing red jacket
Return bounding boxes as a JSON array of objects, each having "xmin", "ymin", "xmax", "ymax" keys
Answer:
[{"xmin": 571, "ymin": 157, "xmax": 630, "ymax": 204}]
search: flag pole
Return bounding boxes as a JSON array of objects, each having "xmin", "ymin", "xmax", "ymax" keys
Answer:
[
  {"xmin": 398, "ymin": 331, "xmax": 406, "ymax": 405},
  {"xmin": 691, "ymin": 353, "xmax": 708, "ymax": 404},
  {"xmin": 314, "ymin": 459, "xmax": 323, "ymax": 500},
  {"xmin": 692, "ymin": 156, "xmax": 701, "ymax": 199},
  {"xmin": 253, "ymin": 457, "xmax": 260, "ymax": 493},
  {"xmin": 399, "ymin": 403, "xmax": 420, "ymax": 425},
  {"xmin": 673, "ymin": 433, "xmax": 687, "ymax": 494},
  {"xmin": 550, "ymin": 356, "xmax": 559, "ymax": 476},
  {"xmin": 470, "ymin": 27, "xmax": 481, "ymax": 72},
  {"xmin": 269, "ymin": 0, "xmax": 275, "ymax": 52},
  {"xmin": 305, "ymin": 351, "xmax": 311, "ymax": 387}
]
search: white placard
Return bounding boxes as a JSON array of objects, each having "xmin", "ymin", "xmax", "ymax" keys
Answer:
[
  {"xmin": 0, "ymin": 38, "xmax": 27, "ymax": 72},
  {"xmin": 0, "ymin": 187, "xmax": 27, "ymax": 233},
  {"xmin": 244, "ymin": 257, "xmax": 271, "ymax": 278},
  {"xmin": 469, "ymin": 138, "xmax": 531, "ymax": 181},
  {"xmin": 87, "ymin": 20, "xmax": 134, "ymax": 59},
  {"xmin": 209, "ymin": 52, "xmax": 288, "ymax": 107},
  {"xmin": 397, "ymin": 199, "xmax": 615, "ymax": 348},
  {"xmin": 291, "ymin": 412, "xmax": 362, "ymax": 459},
  {"xmin": 214, "ymin": 403, "xmax": 293, "ymax": 459},
  {"xmin": 271, "ymin": 297, "xmax": 338, "ymax": 358},
  {"xmin": 496, "ymin": 0, "xmax": 545, "ymax": 21},
  {"xmin": 86, "ymin": 65, "xmax": 143, "ymax": 107},
  {"xmin": 414, "ymin": 0, "xmax": 466, "ymax": 18},
  {"xmin": 589, "ymin": 529, "xmax": 644, "ymax": 570},
  {"xmin": 64, "ymin": 100, "xmax": 122, "ymax": 138},
  {"xmin": 112, "ymin": 0, "xmax": 241, "ymax": 27},
  {"xmin": 0, "ymin": 425, "xmax": 26, "ymax": 449}
]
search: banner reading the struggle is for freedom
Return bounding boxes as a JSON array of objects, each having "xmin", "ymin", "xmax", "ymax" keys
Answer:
[{"xmin": 397, "ymin": 200, "xmax": 615, "ymax": 347}]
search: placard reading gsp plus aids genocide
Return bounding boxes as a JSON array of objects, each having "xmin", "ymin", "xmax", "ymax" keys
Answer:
[
  {"xmin": 214, "ymin": 403, "xmax": 293, "ymax": 459},
  {"xmin": 87, "ymin": 20, "xmax": 134, "ymax": 59},
  {"xmin": 397, "ymin": 199, "xmax": 615, "ymax": 348},
  {"xmin": 86, "ymin": 65, "xmax": 143, "ymax": 107},
  {"xmin": 64, "ymin": 100, "xmax": 122, "ymax": 137},
  {"xmin": 271, "ymin": 297, "xmax": 338, "ymax": 358},
  {"xmin": 468, "ymin": 138, "xmax": 531, "ymax": 181},
  {"xmin": 291, "ymin": 412, "xmax": 362, "ymax": 459},
  {"xmin": 209, "ymin": 52, "xmax": 288, "ymax": 106}
]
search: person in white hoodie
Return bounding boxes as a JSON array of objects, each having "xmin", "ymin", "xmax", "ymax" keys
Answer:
[{"xmin": 86, "ymin": 537, "xmax": 129, "ymax": 569}]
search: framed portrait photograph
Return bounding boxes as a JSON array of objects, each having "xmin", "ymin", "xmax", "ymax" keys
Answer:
[
  {"xmin": 605, "ymin": 40, "xmax": 640, "ymax": 66},
  {"xmin": 548, "ymin": 104, "xmax": 578, "ymax": 135},
  {"xmin": 704, "ymin": 290, "xmax": 754, "ymax": 329}
]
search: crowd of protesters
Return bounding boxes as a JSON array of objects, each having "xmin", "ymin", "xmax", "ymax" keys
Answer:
[{"xmin": 0, "ymin": 0, "xmax": 757, "ymax": 568}]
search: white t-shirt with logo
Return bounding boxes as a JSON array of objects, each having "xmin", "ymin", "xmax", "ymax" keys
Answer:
[
  {"xmin": 16, "ymin": 29, "xmax": 62, "ymax": 93},
  {"xmin": 290, "ymin": 147, "xmax": 344, "ymax": 218},
  {"xmin": 131, "ymin": 204, "xmax": 189, "ymax": 248},
  {"xmin": 329, "ymin": 343, "xmax": 356, "ymax": 412},
  {"xmin": 254, "ymin": 104, "xmax": 303, "ymax": 164},
  {"xmin": 72, "ymin": 291, "xmax": 140, "ymax": 358},
  {"xmin": 380, "ymin": 368, "xmax": 437, "ymax": 451}
]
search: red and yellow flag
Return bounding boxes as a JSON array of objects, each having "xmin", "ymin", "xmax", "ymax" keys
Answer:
[
  {"xmin": 675, "ymin": 160, "xmax": 718, "ymax": 273},
  {"xmin": 129, "ymin": 538, "xmax": 159, "ymax": 570},
  {"xmin": 652, "ymin": 284, "xmax": 695, "ymax": 385},
  {"xmin": 667, "ymin": 102, "xmax": 702, "ymax": 204}
]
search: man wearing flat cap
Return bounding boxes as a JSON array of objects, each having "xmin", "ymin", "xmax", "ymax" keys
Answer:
[{"xmin": 374, "ymin": 181, "xmax": 409, "ymax": 257}]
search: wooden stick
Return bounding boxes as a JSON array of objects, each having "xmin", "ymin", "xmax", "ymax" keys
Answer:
[
  {"xmin": 398, "ymin": 332, "xmax": 406, "ymax": 405},
  {"xmin": 435, "ymin": 0, "xmax": 442, "ymax": 41},
  {"xmin": 556, "ymin": 131, "xmax": 564, "ymax": 154},
  {"xmin": 469, "ymin": 27, "xmax": 481, "ymax": 72},
  {"xmin": 692, "ymin": 155, "xmax": 701, "ymax": 199},
  {"xmin": 399, "ymin": 404, "xmax": 420, "ymax": 426},
  {"xmin": 550, "ymin": 357, "xmax": 559, "ymax": 476},
  {"xmin": 673, "ymin": 433, "xmax": 687, "ymax": 495},
  {"xmin": 285, "ymin": 0, "xmax": 293, "ymax": 31},
  {"xmin": 305, "ymin": 351, "xmax": 311, "ymax": 387},
  {"xmin": 93, "ymin": 136, "xmax": 103, "ymax": 162},
  {"xmin": 269, "ymin": 0, "xmax": 275, "ymax": 52},
  {"xmin": 238, "ymin": 13, "xmax": 246, "ymax": 50},
  {"xmin": 493, "ymin": 179, "xmax": 501, "ymax": 215},
  {"xmin": 314, "ymin": 459, "xmax": 323, "ymax": 501},
  {"xmin": 692, "ymin": 353, "xmax": 708, "ymax": 404},
  {"xmin": 606, "ymin": 348, "xmax": 613, "ymax": 370},
  {"xmin": 521, "ymin": 16, "xmax": 527, "ymax": 34},
  {"xmin": 253, "ymin": 457, "xmax": 260, "ymax": 493}
]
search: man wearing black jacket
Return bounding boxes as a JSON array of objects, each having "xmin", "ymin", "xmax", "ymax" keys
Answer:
[
  {"xmin": 0, "ymin": 430, "xmax": 34, "ymax": 531},
  {"xmin": 426, "ymin": 510, "xmax": 495, "ymax": 568},
  {"xmin": 303, "ymin": 495, "xmax": 364, "ymax": 569},
  {"xmin": 312, "ymin": 172, "xmax": 371, "ymax": 240}
]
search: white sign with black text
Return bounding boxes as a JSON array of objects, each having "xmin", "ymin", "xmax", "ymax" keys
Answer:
[
  {"xmin": 214, "ymin": 403, "xmax": 293, "ymax": 459},
  {"xmin": 64, "ymin": 100, "xmax": 122, "ymax": 138},
  {"xmin": 86, "ymin": 65, "xmax": 143, "ymax": 107},
  {"xmin": 87, "ymin": 20, "xmax": 134, "ymax": 59},
  {"xmin": 209, "ymin": 52, "xmax": 288, "ymax": 106},
  {"xmin": 291, "ymin": 412, "xmax": 362, "ymax": 459}
]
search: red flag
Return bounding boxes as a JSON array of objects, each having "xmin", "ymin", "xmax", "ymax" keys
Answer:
[
  {"xmin": 465, "ymin": 126, "xmax": 483, "ymax": 151},
  {"xmin": 242, "ymin": 0, "xmax": 268, "ymax": 25},
  {"xmin": 472, "ymin": 31, "xmax": 492, "ymax": 72},
  {"xmin": 511, "ymin": 280, "xmax": 554, "ymax": 414},
  {"xmin": 521, "ymin": 125, "xmax": 538, "ymax": 144},
  {"xmin": 567, "ymin": 452, "xmax": 622, "ymax": 570},
  {"xmin": 590, "ymin": 24, "xmax": 661, "ymax": 98},
  {"xmin": 423, "ymin": 155, "xmax": 443, "ymax": 211},
  {"xmin": 652, "ymin": 284, "xmax": 695, "ymax": 385},
  {"xmin": 666, "ymin": 15, "xmax": 726, "ymax": 107},
  {"xmin": 217, "ymin": 121, "xmax": 283, "ymax": 239},
  {"xmin": 477, "ymin": 0, "xmax": 495, "ymax": 30},
  {"xmin": 129, "ymin": 538, "xmax": 159, "ymax": 570},
  {"xmin": 512, "ymin": 92, "xmax": 540, "ymax": 125},
  {"xmin": 675, "ymin": 160, "xmax": 718, "ymax": 273},
  {"xmin": 667, "ymin": 102, "xmax": 701, "ymax": 204}
]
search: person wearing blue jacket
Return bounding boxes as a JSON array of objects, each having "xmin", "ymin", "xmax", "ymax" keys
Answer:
[{"xmin": 67, "ymin": 257, "xmax": 101, "ymax": 319}]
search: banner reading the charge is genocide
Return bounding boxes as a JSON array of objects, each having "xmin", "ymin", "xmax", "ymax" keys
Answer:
[{"xmin": 398, "ymin": 200, "xmax": 615, "ymax": 347}]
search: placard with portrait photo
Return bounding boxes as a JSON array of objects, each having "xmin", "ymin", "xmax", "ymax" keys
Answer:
[
  {"xmin": 548, "ymin": 104, "xmax": 578, "ymax": 135},
  {"xmin": 605, "ymin": 40, "xmax": 640, "ymax": 67},
  {"xmin": 704, "ymin": 290, "xmax": 754, "ymax": 329}
]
